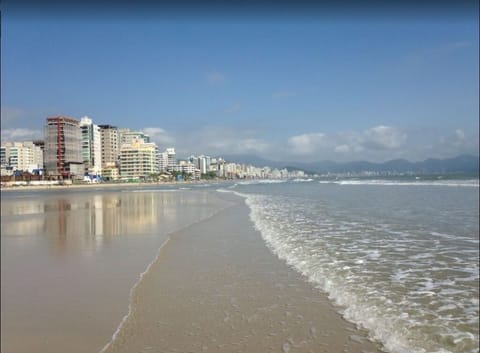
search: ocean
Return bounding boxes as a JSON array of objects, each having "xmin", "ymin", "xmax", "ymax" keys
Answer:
[{"xmin": 219, "ymin": 177, "xmax": 479, "ymax": 353}]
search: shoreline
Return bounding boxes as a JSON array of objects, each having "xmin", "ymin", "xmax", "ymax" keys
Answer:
[
  {"xmin": 0, "ymin": 179, "xmax": 233, "ymax": 192},
  {"xmin": 2, "ymin": 187, "xmax": 386, "ymax": 353},
  {"xmin": 102, "ymin": 191, "xmax": 384, "ymax": 353}
]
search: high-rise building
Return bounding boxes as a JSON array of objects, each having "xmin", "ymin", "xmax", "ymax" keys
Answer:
[
  {"xmin": 0, "ymin": 146, "xmax": 7, "ymax": 168},
  {"xmin": 32, "ymin": 140, "xmax": 45, "ymax": 169},
  {"xmin": 158, "ymin": 151, "xmax": 168, "ymax": 173},
  {"xmin": 175, "ymin": 160, "xmax": 196, "ymax": 176},
  {"xmin": 80, "ymin": 117, "xmax": 102, "ymax": 175},
  {"xmin": 157, "ymin": 147, "xmax": 177, "ymax": 172},
  {"xmin": 197, "ymin": 155, "xmax": 211, "ymax": 175},
  {"xmin": 119, "ymin": 137, "xmax": 158, "ymax": 180},
  {"xmin": 166, "ymin": 148, "xmax": 176, "ymax": 171},
  {"xmin": 98, "ymin": 124, "xmax": 119, "ymax": 167},
  {"xmin": 224, "ymin": 162, "xmax": 238, "ymax": 179},
  {"xmin": 44, "ymin": 116, "xmax": 83, "ymax": 177}
]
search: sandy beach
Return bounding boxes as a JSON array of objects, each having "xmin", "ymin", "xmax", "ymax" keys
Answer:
[
  {"xmin": 102, "ymin": 191, "xmax": 383, "ymax": 353},
  {"xmin": 2, "ymin": 187, "xmax": 383, "ymax": 353},
  {"xmin": 1, "ymin": 188, "xmax": 231, "ymax": 353},
  {"xmin": 0, "ymin": 180, "xmax": 224, "ymax": 192}
]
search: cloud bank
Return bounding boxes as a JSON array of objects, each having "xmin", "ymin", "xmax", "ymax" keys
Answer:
[
  {"xmin": 143, "ymin": 127, "xmax": 176, "ymax": 146},
  {"xmin": 287, "ymin": 125, "xmax": 408, "ymax": 161},
  {"xmin": 138, "ymin": 123, "xmax": 477, "ymax": 163},
  {"xmin": 1, "ymin": 115, "xmax": 477, "ymax": 163},
  {"xmin": 1, "ymin": 128, "xmax": 43, "ymax": 142}
]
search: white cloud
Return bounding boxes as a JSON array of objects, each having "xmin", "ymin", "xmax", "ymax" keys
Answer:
[
  {"xmin": 241, "ymin": 138, "xmax": 269, "ymax": 153},
  {"xmin": 288, "ymin": 133, "xmax": 326, "ymax": 154},
  {"xmin": 439, "ymin": 128, "xmax": 476, "ymax": 152},
  {"xmin": 285, "ymin": 125, "xmax": 408, "ymax": 161},
  {"xmin": 334, "ymin": 144, "xmax": 350, "ymax": 153},
  {"xmin": 1, "ymin": 128, "xmax": 43, "ymax": 142},
  {"xmin": 361, "ymin": 125, "xmax": 407, "ymax": 150},
  {"xmin": 173, "ymin": 126, "xmax": 270, "ymax": 157},
  {"xmin": 142, "ymin": 127, "xmax": 175, "ymax": 147},
  {"xmin": 454, "ymin": 129, "xmax": 465, "ymax": 145},
  {"xmin": 132, "ymin": 125, "xmax": 477, "ymax": 162}
]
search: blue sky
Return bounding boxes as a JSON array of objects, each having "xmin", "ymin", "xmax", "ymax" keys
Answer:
[{"xmin": 1, "ymin": 4, "xmax": 479, "ymax": 162}]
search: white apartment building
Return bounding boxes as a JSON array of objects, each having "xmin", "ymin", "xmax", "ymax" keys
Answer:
[
  {"xmin": 175, "ymin": 160, "xmax": 197, "ymax": 176},
  {"xmin": 119, "ymin": 137, "xmax": 158, "ymax": 180},
  {"xmin": 208, "ymin": 157, "xmax": 219, "ymax": 174},
  {"xmin": 80, "ymin": 117, "xmax": 102, "ymax": 176},
  {"xmin": 158, "ymin": 151, "xmax": 168, "ymax": 172},
  {"xmin": 213, "ymin": 157, "xmax": 226, "ymax": 177},
  {"xmin": 158, "ymin": 147, "xmax": 177, "ymax": 172},
  {"xmin": 0, "ymin": 141, "xmax": 44, "ymax": 174},
  {"xmin": 197, "ymin": 155, "xmax": 212, "ymax": 175},
  {"xmin": 166, "ymin": 148, "xmax": 176, "ymax": 170},
  {"xmin": 250, "ymin": 165, "xmax": 265, "ymax": 178},
  {"xmin": 224, "ymin": 162, "xmax": 238, "ymax": 178}
]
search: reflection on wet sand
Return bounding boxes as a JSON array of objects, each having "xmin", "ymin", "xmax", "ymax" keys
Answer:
[
  {"xmin": 1, "ymin": 189, "xmax": 229, "ymax": 353},
  {"xmin": 2, "ymin": 191, "xmax": 198, "ymax": 256}
]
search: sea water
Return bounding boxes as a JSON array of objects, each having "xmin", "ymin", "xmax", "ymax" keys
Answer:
[{"xmin": 225, "ymin": 177, "xmax": 479, "ymax": 353}]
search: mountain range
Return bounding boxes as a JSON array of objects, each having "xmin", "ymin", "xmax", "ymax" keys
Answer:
[{"xmin": 221, "ymin": 154, "xmax": 479, "ymax": 175}]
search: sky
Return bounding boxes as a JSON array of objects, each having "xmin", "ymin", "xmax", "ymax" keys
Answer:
[{"xmin": 1, "ymin": 1, "xmax": 479, "ymax": 163}]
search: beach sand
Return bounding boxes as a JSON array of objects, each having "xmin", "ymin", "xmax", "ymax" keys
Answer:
[
  {"xmin": 2, "ymin": 188, "xmax": 383, "ymax": 353},
  {"xmin": 102, "ymin": 192, "xmax": 383, "ymax": 353},
  {"xmin": 0, "ymin": 180, "xmax": 225, "ymax": 193},
  {"xmin": 1, "ymin": 189, "xmax": 231, "ymax": 353}
]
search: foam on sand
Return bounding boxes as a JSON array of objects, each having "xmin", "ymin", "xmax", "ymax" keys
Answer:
[{"xmin": 101, "ymin": 191, "xmax": 382, "ymax": 353}]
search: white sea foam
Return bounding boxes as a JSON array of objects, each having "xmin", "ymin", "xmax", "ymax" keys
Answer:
[
  {"xmin": 322, "ymin": 179, "xmax": 479, "ymax": 188},
  {"xmin": 236, "ymin": 179, "xmax": 288, "ymax": 186},
  {"xmin": 130, "ymin": 189, "xmax": 178, "ymax": 193},
  {"xmin": 291, "ymin": 178, "xmax": 314, "ymax": 182},
  {"xmin": 237, "ymin": 186, "xmax": 479, "ymax": 353}
]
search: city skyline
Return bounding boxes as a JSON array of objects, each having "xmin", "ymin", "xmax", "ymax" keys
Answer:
[
  {"xmin": 1, "ymin": 1, "xmax": 479, "ymax": 163},
  {"xmin": 2, "ymin": 114, "xmax": 305, "ymax": 181}
]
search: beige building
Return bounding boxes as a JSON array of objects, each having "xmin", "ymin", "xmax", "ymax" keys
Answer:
[
  {"xmin": 119, "ymin": 137, "xmax": 158, "ymax": 180},
  {"xmin": 99, "ymin": 124, "xmax": 119, "ymax": 168},
  {"xmin": 101, "ymin": 166, "xmax": 120, "ymax": 181}
]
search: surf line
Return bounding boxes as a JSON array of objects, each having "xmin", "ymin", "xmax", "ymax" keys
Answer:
[{"xmin": 99, "ymin": 198, "xmax": 238, "ymax": 353}]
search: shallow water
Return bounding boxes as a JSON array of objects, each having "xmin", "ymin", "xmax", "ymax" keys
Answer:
[{"xmin": 227, "ymin": 178, "xmax": 479, "ymax": 353}]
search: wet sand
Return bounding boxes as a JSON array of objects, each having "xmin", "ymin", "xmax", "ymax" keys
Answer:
[
  {"xmin": 103, "ymin": 192, "xmax": 383, "ymax": 353},
  {"xmin": 1, "ymin": 189, "xmax": 231, "ymax": 353},
  {"xmin": 0, "ymin": 180, "xmax": 228, "ymax": 192}
]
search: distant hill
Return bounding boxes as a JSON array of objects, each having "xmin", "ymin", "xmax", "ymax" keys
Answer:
[{"xmin": 222, "ymin": 154, "xmax": 479, "ymax": 175}]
